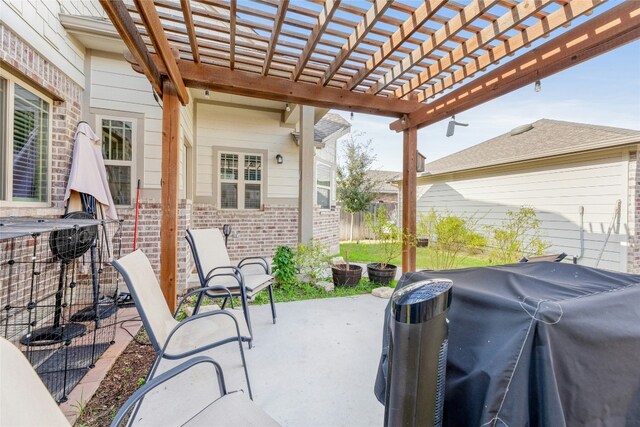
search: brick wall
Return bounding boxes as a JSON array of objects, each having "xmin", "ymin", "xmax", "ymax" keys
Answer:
[
  {"xmin": 191, "ymin": 203, "xmax": 299, "ymax": 261},
  {"xmin": 313, "ymin": 207, "xmax": 340, "ymax": 255},
  {"xmin": 1, "ymin": 25, "xmax": 82, "ymax": 213},
  {"xmin": 627, "ymin": 151, "xmax": 639, "ymax": 273},
  {"xmin": 116, "ymin": 199, "xmax": 193, "ymax": 292}
]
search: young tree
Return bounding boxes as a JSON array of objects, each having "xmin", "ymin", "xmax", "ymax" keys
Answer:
[{"xmin": 337, "ymin": 134, "xmax": 377, "ymax": 242}]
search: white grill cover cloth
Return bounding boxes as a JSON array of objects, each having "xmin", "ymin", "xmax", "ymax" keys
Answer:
[{"xmin": 64, "ymin": 122, "xmax": 118, "ymax": 220}]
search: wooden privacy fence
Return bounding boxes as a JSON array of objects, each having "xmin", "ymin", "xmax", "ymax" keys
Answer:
[{"xmin": 340, "ymin": 203, "xmax": 398, "ymax": 241}]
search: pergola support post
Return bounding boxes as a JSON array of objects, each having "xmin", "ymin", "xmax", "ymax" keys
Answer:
[
  {"xmin": 298, "ymin": 105, "xmax": 315, "ymax": 244},
  {"xmin": 160, "ymin": 79, "xmax": 180, "ymax": 312},
  {"xmin": 402, "ymin": 126, "xmax": 417, "ymax": 273}
]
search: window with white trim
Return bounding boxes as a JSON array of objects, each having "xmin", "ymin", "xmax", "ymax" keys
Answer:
[
  {"xmin": 0, "ymin": 72, "xmax": 51, "ymax": 204},
  {"xmin": 317, "ymin": 162, "xmax": 332, "ymax": 209},
  {"xmin": 219, "ymin": 152, "xmax": 262, "ymax": 209},
  {"xmin": 99, "ymin": 117, "xmax": 135, "ymax": 206}
]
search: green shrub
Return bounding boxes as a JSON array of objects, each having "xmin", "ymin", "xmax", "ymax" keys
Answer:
[
  {"xmin": 272, "ymin": 246, "xmax": 296, "ymax": 286},
  {"xmin": 487, "ymin": 206, "xmax": 548, "ymax": 264},
  {"xmin": 294, "ymin": 239, "xmax": 329, "ymax": 283},
  {"xmin": 417, "ymin": 210, "xmax": 486, "ymax": 270},
  {"xmin": 364, "ymin": 205, "xmax": 407, "ymax": 268}
]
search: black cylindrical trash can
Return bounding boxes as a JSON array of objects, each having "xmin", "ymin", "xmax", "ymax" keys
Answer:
[{"xmin": 384, "ymin": 279, "xmax": 453, "ymax": 427}]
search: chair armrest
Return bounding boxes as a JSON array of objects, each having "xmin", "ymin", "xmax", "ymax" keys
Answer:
[
  {"xmin": 238, "ymin": 256, "xmax": 270, "ymax": 274},
  {"xmin": 204, "ymin": 266, "xmax": 247, "ymax": 302},
  {"xmin": 160, "ymin": 309, "xmax": 246, "ymax": 360},
  {"xmin": 174, "ymin": 285, "xmax": 235, "ymax": 318},
  {"xmin": 110, "ymin": 356, "xmax": 226, "ymax": 427},
  {"xmin": 205, "ymin": 265, "xmax": 242, "ymax": 281}
]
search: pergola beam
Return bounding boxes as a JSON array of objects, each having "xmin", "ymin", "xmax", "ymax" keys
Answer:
[
  {"xmin": 367, "ymin": 0, "xmax": 500, "ymax": 95},
  {"xmin": 396, "ymin": 0, "xmax": 558, "ymax": 100},
  {"xmin": 138, "ymin": 55, "xmax": 422, "ymax": 117},
  {"xmin": 180, "ymin": 0, "xmax": 200, "ymax": 63},
  {"xmin": 263, "ymin": 0, "xmax": 289, "ymax": 76},
  {"xmin": 134, "ymin": 0, "xmax": 189, "ymax": 105},
  {"xmin": 321, "ymin": 0, "xmax": 392, "ymax": 86},
  {"xmin": 292, "ymin": 0, "xmax": 342, "ymax": 81},
  {"xmin": 345, "ymin": 0, "xmax": 449, "ymax": 91},
  {"xmin": 98, "ymin": 0, "xmax": 163, "ymax": 97},
  {"xmin": 390, "ymin": 1, "xmax": 640, "ymax": 131}
]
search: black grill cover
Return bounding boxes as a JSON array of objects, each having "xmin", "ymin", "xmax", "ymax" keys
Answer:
[{"xmin": 374, "ymin": 262, "xmax": 640, "ymax": 427}]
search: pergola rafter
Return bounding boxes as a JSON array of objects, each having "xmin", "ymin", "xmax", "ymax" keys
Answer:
[
  {"xmin": 292, "ymin": 0, "xmax": 342, "ymax": 81},
  {"xmin": 367, "ymin": 0, "xmax": 502, "ymax": 95},
  {"xmin": 321, "ymin": 0, "xmax": 392, "ymax": 86},
  {"xmin": 100, "ymin": 0, "xmax": 640, "ymax": 308}
]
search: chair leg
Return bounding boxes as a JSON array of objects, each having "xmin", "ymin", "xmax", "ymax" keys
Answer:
[
  {"xmin": 193, "ymin": 291, "xmax": 205, "ymax": 314},
  {"xmin": 240, "ymin": 294, "xmax": 254, "ymax": 349},
  {"xmin": 237, "ymin": 335, "xmax": 253, "ymax": 400},
  {"xmin": 268, "ymin": 284, "xmax": 276, "ymax": 324}
]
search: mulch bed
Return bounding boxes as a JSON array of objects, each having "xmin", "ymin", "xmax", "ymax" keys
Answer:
[{"xmin": 75, "ymin": 328, "xmax": 155, "ymax": 427}]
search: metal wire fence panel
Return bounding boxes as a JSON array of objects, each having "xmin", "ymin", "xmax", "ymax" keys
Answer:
[{"xmin": 0, "ymin": 217, "xmax": 123, "ymax": 403}]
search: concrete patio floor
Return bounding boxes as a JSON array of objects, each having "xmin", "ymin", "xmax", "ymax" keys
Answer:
[{"xmin": 137, "ymin": 294, "xmax": 388, "ymax": 426}]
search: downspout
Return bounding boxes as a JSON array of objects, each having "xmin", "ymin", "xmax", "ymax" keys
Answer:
[{"xmin": 573, "ymin": 206, "xmax": 585, "ymax": 264}]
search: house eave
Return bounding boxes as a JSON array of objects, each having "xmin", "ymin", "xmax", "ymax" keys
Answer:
[
  {"xmin": 60, "ymin": 14, "xmax": 125, "ymax": 54},
  {"xmin": 410, "ymin": 135, "xmax": 640, "ymax": 185}
]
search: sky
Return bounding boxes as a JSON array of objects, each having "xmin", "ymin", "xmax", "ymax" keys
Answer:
[{"xmin": 333, "ymin": 40, "xmax": 640, "ymax": 172}]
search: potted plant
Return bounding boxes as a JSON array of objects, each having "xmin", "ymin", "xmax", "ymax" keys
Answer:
[
  {"xmin": 331, "ymin": 250, "xmax": 362, "ymax": 287},
  {"xmin": 364, "ymin": 206, "xmax": 405, "ymax": 285}
]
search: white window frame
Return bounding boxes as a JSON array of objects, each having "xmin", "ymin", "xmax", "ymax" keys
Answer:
[
  {"xmin": 0, "ymin": 69, "xmax": 53, "ymax": 207},
  {"xmin": 218, "ymin": 151, "xmax": 263, "ymax": 210},
  {"xmin": 95, "ymin": 114, "xmax": 137, "ymax": 207},
  {"xmin": 316, "ymin": 160, "xmax": 333, "ymax": 210}
]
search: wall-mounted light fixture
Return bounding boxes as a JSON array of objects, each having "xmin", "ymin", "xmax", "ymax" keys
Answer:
[
  {"xmin": 446, "ymin": 115, "xmax": 469, "ymax": 137},
  {"xmin": 205, "ymin": 90, "xmax": 210, "ymax": 99},
  {"xmin": 350, "ymin": 111, "xmax": 354, "ymax": 120},
  {"xmin": 534, "ymin": 80, "xmax": 541, "ymax": 92},
  {"xmin": 285, "ymin": 103, "xmax": 291, "ymax": 112},
  {"xmin": 275, "ymin": 154, "xmax": 283, "ymax": 164}
]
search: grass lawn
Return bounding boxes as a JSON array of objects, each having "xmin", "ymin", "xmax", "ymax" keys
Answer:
[
  {"xmin": 340, "ymin": 242, "xmax": 490, "ymax": 270},
  {"xmin": 253, "ymin": 278, "xmax": 397, "ymax": 305}
]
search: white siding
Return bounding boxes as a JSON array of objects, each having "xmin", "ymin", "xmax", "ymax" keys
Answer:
[
  {"xmin": 89, "ymin": 53, "xmax": 163, "ymax": 189},
  {"xmin": 416, "ymin": 150, "xmax": 630, "ymax": 272},
  {"xmin": 1, "ymin": 0, "xmax": 104, "ymax": 86},
  {"xmin": 196, "ymin": 103, "xmax": 299, "ymax": 200},
  {"xmin": 179, "ymin": 99, "xmax": 194, "ymax": 199}
]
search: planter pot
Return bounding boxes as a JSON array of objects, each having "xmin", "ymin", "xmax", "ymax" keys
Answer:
[
  {"xmin": 331, "ymin": 265, "xmax": 362, "ymax": 287},
  {"xmin": 417, "ymin": 238, "xmax": 429, "ymax": 248},
  {"xmin": 367, "ymin": 263, "xmax": 397, "ymax": 285}
]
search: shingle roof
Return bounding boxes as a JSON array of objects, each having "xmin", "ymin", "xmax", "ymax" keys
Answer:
[
  {"xmin": 315, "ymin": 113, "xmax": 351, "ymax": 142},
  {"xmin": 291, "ymin": 113, "xmax": 351, "ymax": 144},
  {"xmin": 367, "ymin": 170, "xmax": 401, "ymax": 193},
  {"xmin": 421, "ymin": 119, "xmax": 640, "ymax": 177}
]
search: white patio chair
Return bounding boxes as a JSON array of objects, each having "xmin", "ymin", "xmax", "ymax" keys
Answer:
[
  {"xmin": 112, "ymin": 249, "xmax": 253, "ymax": 398},
  {"xmin": 0, "ymin": 337, "xmax": 69, "ymax": 427},
  {"xmin": 0, "ymin": 338, "xmax": 279, "ymax": 427},
  {"xmin": 186, "ymin": 228, "xmax": 276, "ymax": 343}
]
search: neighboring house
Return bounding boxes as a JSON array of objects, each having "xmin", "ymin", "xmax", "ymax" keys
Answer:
[
  {"xmin": 366, "ymin": 170, "xmax": 401, "ymax": 204},
  {"xmin": 0, "ymin": 1, "xmax": 347, "ymax": 290},
  {"xmin": 401, "ymin": 119, "xmax": 640, "ymax": 273}
]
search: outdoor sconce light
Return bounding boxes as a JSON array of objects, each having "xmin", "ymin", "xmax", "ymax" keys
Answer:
[
  {"xmin": 534, "ymin": 80, "xmax": 542, "ymax": 92},
  {"xmin": 275, "ymin": 154, "xmax": 283, "ymax": 164},
  {"xmin": 285, "ymin": 103, "xmax": 291, "ymax": 112},
  {"xmin": 222, "ymin": 224, "xmax": 232, "ymax": 248}
]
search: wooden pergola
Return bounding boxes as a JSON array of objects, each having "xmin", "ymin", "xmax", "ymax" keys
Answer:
[{"xmin": 98, "ymin": 0, "xmax": 640, "ymax": 310}]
